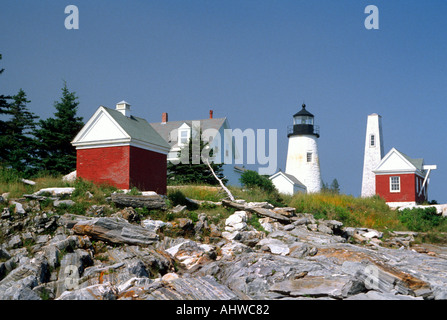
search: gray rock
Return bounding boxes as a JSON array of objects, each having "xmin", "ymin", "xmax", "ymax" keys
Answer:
[
  {"xmin": 317, "ymin": 224, "xmax": 334, "ymax": 235},
  {"xmin": 170, "ymin": 205, "xmax": 187, "ymax": 214},
  {"xmin": 0, "ymin": 275, "xmax": 41, "ymax": 300},
  {"xmin": 55, "ymin": 249, "xmax": 94, "ymax": 298},
  {"xmin": 1, "ymin": 207, "xmax": 11, "ymax": 220},
  {"xmin": 128, "ymin": 260, "xmax": 150, "ymax": 278},
  {"xmin": 238, "ymin": 230, "xmax": 264, "ymax": 247},
  {"xmin": 283, "ymin": 224, "xmax": 295, "ymax": 231},
  {"xmin": 72, "ymin": 217, "xmax": 159, "ymax": 246},
  {"xmin": 270, "ymin": 276, "xmax": 363, "ymax": 299},
  {"xmin": 59, "ymin": 213, "xmax": 94, "ymax": 229},
  {"xmin": 150, "ymin": 275, "xmax": 238, "ymax": 300},
  {"xmin": 346, "ymin": 291, "xmax": 423, "ymax": 300},
  {"xmin": 8, "ymin": 235, "xmax": 22, "ymax": 249},
  {"xmin": 11, "ymin": 201, "xmax": 26, "ymax": 215},
  {"xmin": 225, "ymin": 211, "xmax": 247, "ymax": 232},
  {"xmin": 177, "ymin": 218, "xmax": 193, "ymax": 231},
  {"xmin": 57, "ymin": 283, "xmax": 117, "ymax": 300},
  {"xmin": 257, "ymin": 238, "xmax": 290, "ymax": 256},
  {"xmin": 35, "ymin": 235, "xmax": 50, "ymax": 244},
  {"xmin": 0, "ymin": 248, "xmax": 11, "ymax": 260},
  {"xmin": 141, "ymin": 219, "xmax": 166, "ymax": 233},
  {"xmin": 53, "ymin": 200, "xmax": 75, "ymax": 207}
]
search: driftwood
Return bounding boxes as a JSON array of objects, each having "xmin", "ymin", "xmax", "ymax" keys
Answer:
[
  {"xmin": 222, "ymin": 199, "xmax": 291, "ymax": 224},
  {"xmin": 204, "ymin": 158, "xmax": 235, "ymax": 201},
  {"xmin": 111, "ymin": 193, "xmax": 167, "ymax": 210}
]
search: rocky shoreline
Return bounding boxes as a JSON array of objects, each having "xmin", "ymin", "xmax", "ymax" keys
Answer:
[{"xmin": 1, "ymin": 189, "xmax": 447, "ymax": 300}]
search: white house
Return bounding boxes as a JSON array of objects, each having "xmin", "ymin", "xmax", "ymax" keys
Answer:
[
  {"xmin": 150, "ymin": 110, "xmax": 242, "ymax": 186},
  {"xmin": 269, "ymin": 171, "xmax": 307, "ymax": 195}
]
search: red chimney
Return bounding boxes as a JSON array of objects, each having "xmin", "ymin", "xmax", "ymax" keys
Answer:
[
  {"xmin": 209, "ymin": 110, "xmax": 213, "ymax": 119},
  {"xmin": 162, "ymin": 112, "xmax": 168, "ymax": 123}
]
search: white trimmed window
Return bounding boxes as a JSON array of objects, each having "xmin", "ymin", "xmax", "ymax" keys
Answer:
[
  {"xmin": 180, "ymin": 130, "xmax": 188, "ymax": 144},
  {"xmin": 390, "ymin": 176, "xmax": 401, "ymax": 193},
  {"xmin": 178, "ymin": 123, "xmax": 191, "ymax": 146}
]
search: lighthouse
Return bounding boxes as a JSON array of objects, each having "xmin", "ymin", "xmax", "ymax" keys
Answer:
[
  {"xmin": 361, "ymin": 113, "xmax": 384, "ymax": 197},
  {"xmin": 285, "ymin": 104, "xmax": 322, "ymax": 193}
]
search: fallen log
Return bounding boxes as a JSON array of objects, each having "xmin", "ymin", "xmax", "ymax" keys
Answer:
[
  {"xmin": 222, "ymin": 199, "xmax": 291, "ymax": 224},
  {"xmin": 111, "ymin": 193, "xmax": 167, "ymax": 210}
]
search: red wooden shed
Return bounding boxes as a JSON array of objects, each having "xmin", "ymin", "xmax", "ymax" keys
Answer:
[
  {"xmin": 373, "ymin": 148, "xmax": 436, "ymax": 207},
  {"xmin": 71, "ymin": 101, "xmax": 171, "ymax": 194}
]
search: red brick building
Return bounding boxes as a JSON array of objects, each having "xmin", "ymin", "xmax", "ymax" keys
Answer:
[
  {"xmin": 373, "ymin": 148, "xmax": 436, "ymax": 207},
  {"xmin": 71, "ymin": 101, "xmax": 171, "ymax": 194}
]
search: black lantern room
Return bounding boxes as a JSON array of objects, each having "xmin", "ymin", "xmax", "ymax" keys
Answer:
[{"xmin": 287, "ymin": 104, "xmax": 320, "ymax": 138}]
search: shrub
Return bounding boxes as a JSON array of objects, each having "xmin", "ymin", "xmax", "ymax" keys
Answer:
[
  {"xmin": 239, "ymin": 170, "xmax": 276, "ymax": 194},
  {"xmin": 398, "ymin": 207, "xmax": 446, "ymax": 232},
  {"xmin": 168, "ymin": 190, "xmax": 188, "ymax": 206},
  {"xmin": 167, "ymin": 190, "xmax": 198, "ymax": 210}
]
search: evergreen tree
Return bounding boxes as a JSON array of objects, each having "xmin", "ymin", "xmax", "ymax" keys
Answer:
[
  {"xmin": 167, "ymin": 128, "xmax": 227, "ymax": 185},
  {"xmin": 330, "ymin": 178, "xmax": 340, "ymax": 194},
  {"xmin": 0, "ymin": 54, "xmax": 12, "ymax": 163},
  {"xmin": 0, "ymin": 89, "xmax": 39, "ymax": 174},
  {"xmin": 34, "ymin": 82, "xmax": 84, "ymax": 175}
]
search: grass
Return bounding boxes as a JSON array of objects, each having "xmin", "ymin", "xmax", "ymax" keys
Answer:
[
  {"xmin": 288, "ymin": 192, "xmax": 401, "ymax": 231},
  {"xmin": 2, "ymin": 164, "xmax": 447, "ymax": 244},
  {"xmin": 168, "ymin": 184, "xmax": 224, "ymax": 202}
]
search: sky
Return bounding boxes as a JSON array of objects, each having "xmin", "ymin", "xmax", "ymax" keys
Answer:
[{"xmin": 1, "ymin": 0, "xmax": 446, "ymax": 202}]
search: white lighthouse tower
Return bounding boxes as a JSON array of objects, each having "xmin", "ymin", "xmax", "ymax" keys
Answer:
[
  {"xmin": 285, "ymin": 104, "xmax": 322, "ymax": 193},
  {"xmin": 361, "ymin": 113, "xmax": 384, "ymax": 197}
]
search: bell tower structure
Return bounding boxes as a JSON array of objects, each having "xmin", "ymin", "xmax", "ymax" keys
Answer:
[{"xmin": 361, "ymin": 113, "xmax": 384, "ymax": 197}]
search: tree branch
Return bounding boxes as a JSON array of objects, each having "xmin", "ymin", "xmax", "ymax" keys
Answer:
[{"xmin": 204, "ymin": 158, "xmax": 235, "ymax": 201}]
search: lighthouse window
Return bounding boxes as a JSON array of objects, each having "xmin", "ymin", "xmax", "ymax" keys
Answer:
[
  {"xmin": 390, "ymin": 176, "xmax": 401, "ymax": 192},
  {"xmin": 307, "ymin": 152, "xmax": 312, "ymax": 163},
  {"xmin": 370, "ymin": 134, "xmax": 375, "ymax": 147}
]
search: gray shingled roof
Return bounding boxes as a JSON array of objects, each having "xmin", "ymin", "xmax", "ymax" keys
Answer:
[
  {"xmin": 282, "ymin": 172, "xmax": 306, "ymax": 187},
  {"xmin": 103, "ymin": 107, "xmax": 170, "ymax": 149},
  {"xmin": 394, "ymin": 148, "xmax": 424, "ymax": 171},
  {"xmin": 150, "ymin": 118, "xmax": 227, "ymax": 147}
]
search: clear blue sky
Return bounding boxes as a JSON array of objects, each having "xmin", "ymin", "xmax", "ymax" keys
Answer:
[{"xmin": 1, "ymin": 1, "xmax": 446, "ymax": 202}]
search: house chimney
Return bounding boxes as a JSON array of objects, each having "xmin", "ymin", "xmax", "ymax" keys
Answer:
[
  {"xmin": 162, "ymin": 112, "xmax": 168, "ymax": 124},
  {"xmin": 116, "ymin": 100, "xmax": 131, "ymax": 117},
  {"xmin": 209, "ymin": 110, "xmax": 213, "ymax": 119}
]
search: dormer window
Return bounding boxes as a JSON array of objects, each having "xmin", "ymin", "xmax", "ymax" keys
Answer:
[
  {"xmin": 180, "ymin": 130, "xmax": 188, "ymax": 144},
  {"xmin": 178, "ymin": 123, "xmax": 191, "ymax": 146}
]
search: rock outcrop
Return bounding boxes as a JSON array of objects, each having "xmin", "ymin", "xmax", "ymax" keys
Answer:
[{"xmin": 1, "ymin": 191, "xmax": 447, "ymax": 301}]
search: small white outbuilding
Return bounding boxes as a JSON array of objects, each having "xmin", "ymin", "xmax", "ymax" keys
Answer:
[{"xmin": 269, "ymin": 171, "xmax": 307, "ymax": 195}]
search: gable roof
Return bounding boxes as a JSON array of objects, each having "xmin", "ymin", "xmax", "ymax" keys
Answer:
[
  {"xmin": 105, "ymin": 107, "xmax": 170, "ymax": 149},
  {"xmin": 373, "ymin": 147, "xmax": 425, "ymax": 176},
  {"xmin": 72, "ymin": 106, "xmax": 170, "ymax": 153},
  {"xmin": 269, "ymin": 171, "xmax": 307, "ymax": 188},
  {"xmin": 150, "ymin": 117, "xmax": 227, "ymax": 147}
]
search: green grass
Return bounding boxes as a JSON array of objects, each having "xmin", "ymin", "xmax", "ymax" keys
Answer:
[
  {"xmin": 2, "ymin": 165, "xmax": 447, "ymax": 244},
  {"xmin": 287, "ymin": 192, "xmax": 401, "ymax": 231},
  {"xmin": 168, "ymin": 185, "xmax": 224, "ymax": 202}
]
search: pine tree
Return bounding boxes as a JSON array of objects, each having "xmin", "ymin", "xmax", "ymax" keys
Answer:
[
  {"xmin": 330, "ymin": 178, "xmax": 340, "ymax": 194},
  {"xmin": 0, "ymin": 89, "xmax": 39, "ymax": 174},
  {"xmin": 0, "ymin": 54, "xmax": 12, "ymax": 164},
  {"xmin": 167, "ymin": 128, "xmax": 227, "ymax": 185},
  {"xmin": 34, "ymin": 82, "xmax": 84, "ymax": 175}
]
